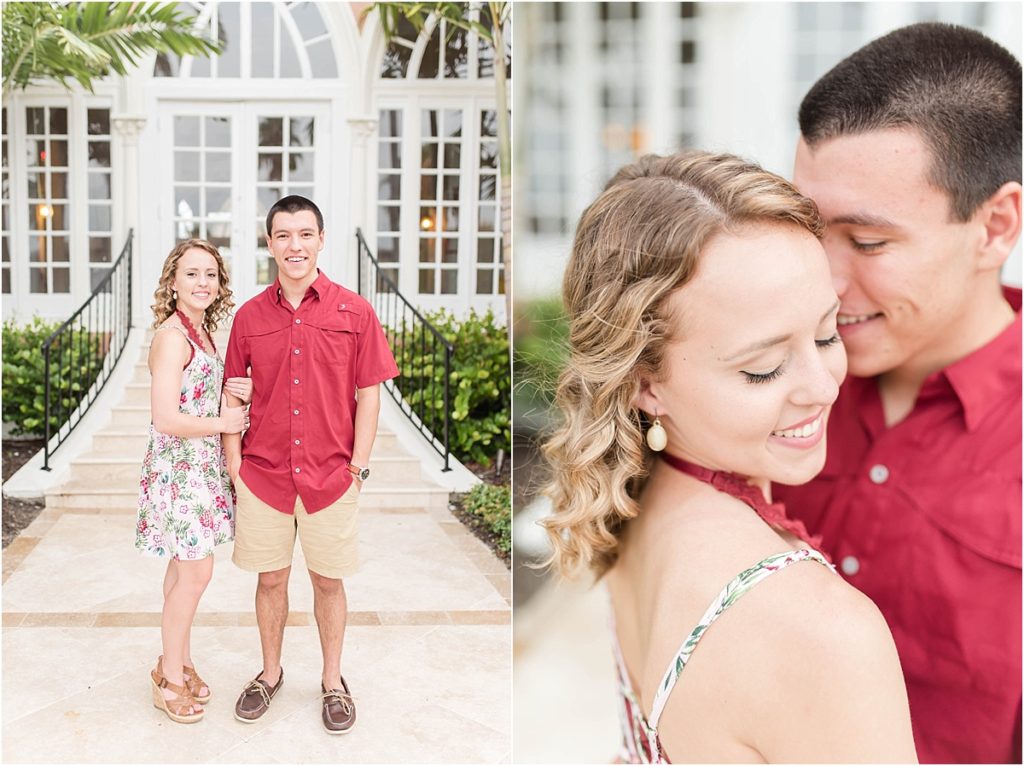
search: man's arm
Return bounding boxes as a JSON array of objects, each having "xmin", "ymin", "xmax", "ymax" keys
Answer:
[{"xmin": 351, "ymin": 384, "xmax": 381, "ymax": 485}]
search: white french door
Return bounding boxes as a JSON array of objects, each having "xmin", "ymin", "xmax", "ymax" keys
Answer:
[{"xmin": 156, "ymin": 101, "xmax": 331, "ymax": 305}]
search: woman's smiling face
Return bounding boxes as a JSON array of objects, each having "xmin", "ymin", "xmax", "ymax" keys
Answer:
[{"xmin": 638, "ymin": 222, "xmax": 847, "ymax": 487}]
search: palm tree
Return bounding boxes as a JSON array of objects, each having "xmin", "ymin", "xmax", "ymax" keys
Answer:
[
  {"xmin": 369, "ymin": 2, "xmax": 512, "ymax": 341},
  {"xmin": 2, "ymin": 2, "xmax": 221, "ymax": 98}
]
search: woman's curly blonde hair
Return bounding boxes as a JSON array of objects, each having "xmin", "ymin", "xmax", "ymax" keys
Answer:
[
  {"xmin": 151, "ymin": 239, "xmax": 235, "ymax": 333},
  {"xmin": 541, "ymin": 151, "xmax": 824, "ymax": 579}
]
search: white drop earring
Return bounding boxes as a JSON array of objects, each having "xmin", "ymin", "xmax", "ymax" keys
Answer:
[{"xmin": 646, "ymin": 413, "xmax": 667, "ymax": 452}]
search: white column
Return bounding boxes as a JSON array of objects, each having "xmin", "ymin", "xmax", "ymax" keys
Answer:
[
  {"xmin": 346, "ymin": 114, "xmax": 378, "ymax": 286},
  {"xmin": 111, "ymin": 114, "xmax": 147, "ymax": 324}
]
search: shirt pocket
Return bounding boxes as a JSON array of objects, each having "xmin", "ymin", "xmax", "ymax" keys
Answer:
[{"xmin": 309, "ymin": 309, "xmax": 361, "ymax": 369}]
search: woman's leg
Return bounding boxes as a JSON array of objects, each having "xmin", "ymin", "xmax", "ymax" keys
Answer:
[
  {"xmin": 160, "ymin": 555, "xmax": 214, "ymax": 710},
  {"xmin": 163, "ymin": 558, "xmax": 209, "ymax": 698}
]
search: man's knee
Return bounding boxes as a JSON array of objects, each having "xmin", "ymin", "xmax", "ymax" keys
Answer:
[
  {"xmin": 309, "ymin": 569, "xmax": 344, "ymax": 595},
  {"xmin": 257, "ymin": 566, "xmax": 291, "ymax": 592}
]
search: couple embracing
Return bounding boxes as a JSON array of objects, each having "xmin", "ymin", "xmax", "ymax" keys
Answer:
[
  {"xmin": 544, "ymin": 23, "xmax": 1020, "ymax": 764},
  {"xmin": 135, "ymin": 195, "xmax": 398, "ymax": 733}
]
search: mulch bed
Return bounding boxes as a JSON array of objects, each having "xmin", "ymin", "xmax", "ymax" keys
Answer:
[
  {"xmin": 2, "ymin": 439, "xmax": 46, "ymax": 549},
  {"xmin": 448, "ymin": 453, "xmax": 511, "ymax": 567}
]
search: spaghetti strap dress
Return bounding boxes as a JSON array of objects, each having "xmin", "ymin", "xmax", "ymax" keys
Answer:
[{"xmin": 135, "ymin": 325, "xmax": 234, "ymax": 559}]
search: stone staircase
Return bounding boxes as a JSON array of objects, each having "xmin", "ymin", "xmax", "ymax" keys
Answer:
[{"xmin": 44, "ymin": 331, "xmax": 451, "ymax": 512}]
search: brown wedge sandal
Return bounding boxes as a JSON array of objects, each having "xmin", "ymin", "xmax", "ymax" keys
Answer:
[
  {"xmin": 183, "ymin": 663, "xmax": 211, "ymax": 704},
  {"xmin": 151, "ymin": 657, "xmax": 204, "ymax": 724}
]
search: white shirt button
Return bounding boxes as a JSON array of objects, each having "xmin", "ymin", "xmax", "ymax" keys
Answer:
[
  {"xmin": 295, "ymin": 319, "xmax": 301, "ymax": 324},
  {"xmin": 294, "ymin": 379, "xmax": 299, "ymax": 384},
  {"xmin": 293, "ymin": 409, "xmax": 299, "ymax": 415},
  {"xmin": 841, "ymin": 555, "xmax": 860, "ymax": 576},
  {"xmin": 869, "ymin": 464, "xmax": 889, "ymax": 484},
  {"xmin": 293, "ymin": 348, "xmax": 300, "ymax": 355},
  {"xmin": 294, "ymin": 439, "xmax": 300, "ymax": 445},
  {"xmin": 294, "ymin": 467, "xmax": 301, "ymax": 474}
]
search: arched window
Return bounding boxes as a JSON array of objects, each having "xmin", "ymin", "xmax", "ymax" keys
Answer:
[
  {"xmin": 155, "ymin": 1, "xmax": 338, "ymax": 79},
  {"xmin": 374, "ymin": 5, "xmax": 509, "ymax": 312}
]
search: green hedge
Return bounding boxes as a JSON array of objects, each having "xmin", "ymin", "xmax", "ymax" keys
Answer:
[
  {"xmin": 389, "ymin": 308, "xmax": 510, "ymax": 467},
  {"xmin": 463, "ymin": 482, "xmax": 511, "ymax": 555},
  {"xmin": 2, "ymin": 317, "xmax": 106, "ymax": 437},
  {"xmin": 512, "ymin": 296, "xmax": 569, "ymax": 432}
]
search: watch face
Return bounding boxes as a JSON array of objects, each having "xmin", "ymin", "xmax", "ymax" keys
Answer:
[{"xmin": 359, "ymin": 468, "xmax": 370, "ymax": 481}]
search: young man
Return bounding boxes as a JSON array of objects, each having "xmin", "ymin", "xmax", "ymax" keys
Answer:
[
  {"xmin": 222, "ymin": 195, "xmax": 398, "ymax": 733},
  {"xmin": 776, "ymin": 23, "xmax": 1021, "ymax": 764}
]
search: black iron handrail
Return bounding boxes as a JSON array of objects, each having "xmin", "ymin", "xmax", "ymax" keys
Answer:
[
  {"xmin": 355, "ymin": 228, "xmax": 453, "ymax": 471},
  {"xmin": 42, "ymin": 230, "xmax": 134, "ymax": 470}
]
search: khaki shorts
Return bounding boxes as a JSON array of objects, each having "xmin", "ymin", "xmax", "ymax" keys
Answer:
[{"xmin": 232, "ymin": 474, "xmax": 360, "ymax": 579}]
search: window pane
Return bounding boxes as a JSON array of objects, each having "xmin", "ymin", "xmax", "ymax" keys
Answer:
[
  {"xmin": 479, "ymin": 174, "xmax": 496, "ymax": 200},
  {"xmin": 175, "ymin": 116, "xmax": 200, "ymax": 146},
  {"xmin": 90, "ymin": 267, "xmax": 111, "ymax": 292},
  {"xmin": 207, "ymin": 186, "xmax": 230, "ymax": 214},
  {"xmin": 479, "ymin": 205, "xmax": 496, "ymax": 232},
  {"xmin": 29, "ymin": 233, "xmax": 43, "ymax": 259},
  {"xmin": 90, "ymin": 236, "xmax": 112, "ymax": 263},
  {"xmin": 477, "ymin": 238, "xmax": 494, "ymax": 263},
  {"xmin": 444, "ymin": 27, "xmax": 469, "ymax": 79},
  {"xmin": 421, "ymin": 143, "xmax": 438, "ymax": 169},
  {"xmin": 420, "ymin": 175, "xmax": 437, "ymax": 199},
  {"xmin": 26, "ymin": 172, "xmax": 46, "ymax": 199},
  {"xmin": 28, "ymin": 204, "xmax": 45, "ymax": 231},
  {"xmin": 175, "ymin": 151, "xmax": 200, "ymax": 181},
  {"xmin": 217, "ymin": 2, "xmax": 240, "ymax": 77},
  {"xmin": 418, "ymin": 268, "xmax": 435, "ymax": 293},
  {"xmin": 481, "ymin": 110, "xmax": 497, "ymax": 138},
  {"xmin": 476, "ymin": 268, "xmax": 492, "ymax": 294},
  {"xmin": 307, "ymin": 39, "xmax": 337, "ymax": 78},
  {"xmin": 421, "ymin": 110, "xmax": 439, "ymax": 138},
  {"xmin": 88, "ymin": 141, "xmax": 111, "ymax": 168},
  {"xmin": 251, "ymin": 2, "xmax": 275, "ymax": 78},
  {"xmin": 206, "ymin": 116, "xmax": 231, "ymax": 147},
  {"xmin": 442, "ymin": 206, "xmax": 459, "ymax": 231},
  {"xmin": 259, "ymin": 117, "xmax": 283, "ymax": 146},
  {"xmin": 30, "ymin": 267, "xmax": 47, "ymax": 293},
  {"xmin": 480, "ymin": 143, "xmax": 497, "ymax": 169},
  {"xmin": 280, "ymin": 27, "xmax": 301, "ymax": 77},
  {"xmin": 26, "ymin": 108, "xmax": 45, "ymax": 135},
  {"xmin": 443, "ymin": 145, "xmax": 460, "ymax": 168},
  {"xmin": 26, "ymin": 140, "xmax": 44, "ymax": 167},
  {"xmin": 206, "ymin": 152, "xmax": 231, "ymax": 182},
  {"xmin": 50, "ymin": 204, "xmax": 67, "ymax": 230},
  {"xmin": 88, "ymin": 172, "xmax": 111, "ymax": 199},
  {"xmin": 51, "ymin": 236, "xmax": 69, "ymax": 262},
  {"xmin": 443, "ymin": 110, "xmax": 462, "ymax": 138},
  {"xmin": 442, "ymin": 175, "xmax": 459, "ymax": 201},
  {"xmin": 418, "ymin": 28, "xmax": 440, "ymax": 78},
  {"xmin": 419, "ymin": 238, "xmax": 435, "ymax": 263},
  {"xmin": 379, "ymin": 142, "xmax": 401, "ymax": 170},
  {"xmin": 377, "ymin": 236, "xmax": 399, "ymax": 262},
  {"xmin": 258, "ymin": 153, "xmax": 283, "ymax": 182},
  {"xmin": 257, "ymin": 186, "xmax": 282, "ymax": 216},
  {"xmin": 51, "ymin": 172, "xmax": 68, "ymax": 198},
  {"xmin": 87, "ymin": 109, "xmax": 110, "ymax": 136},
  {"xmin": 441, "ymin": 238, "xmax": 458, "ymax": 263},
  {"xmin": 290, "ymin": 117, "xmax": 315, "ymax": 147},
  {"xmin": 2, "ymin": 269, "xmax": 9, "ymax": 294},
  {"xmin": 289, "ymin": 152, "xmax": 313, "ymax": 182},
  {"xmin": 292, "ymin": 2, "xmax": 327, "ymax": 39},
  {"xmin": 379, "ymin": 110, "xmax": 401, "ymax": 138},
  {"xmin": 49, "ymin": 140, "xmax": 68, "ymax": 167},
  {"xmin": 378, "ymin": 174, "xmax": 401, "ymax": 201},
  {"xmin": 89, "ymin": 205, "xmax": 111, "ymax": 231},
  {"xmin": 378, "ymin": 206, "xmax": 400, "ymax": 231},
  {"xmin": 419, "ymin": 207, "xmax": 437, "ymax": 232},
  {"xmin": 440, "ymin": 269, "xmax": 457, "ymax": 294},
  {"xmin": 52, "ymin": 267, "xmax": 70, "ymax": 293},
  {"xmin": 175, "ymin": 186, "xmax": 200, "ymax": 217}
]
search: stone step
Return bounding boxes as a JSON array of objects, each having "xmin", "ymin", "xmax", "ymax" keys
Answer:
[
  {"xmin": 46, "ymin": 482, "xmax": 450, "ymax": 511},
  {"xmin": 90, "ymin": 429, "xmax": 401, "ymax": 456},
  {"xmin": 67, "ymin": 453, "xmax": 423, "ymax": 486}
]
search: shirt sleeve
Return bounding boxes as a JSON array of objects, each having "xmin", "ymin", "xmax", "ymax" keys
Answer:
[
  {"xmin": 223, "ymin": 315, "xmax": 250, "ymax": 382},
  {"xmin": 356, "ymin": 301, "xmax": 400, "ymax": 389}
]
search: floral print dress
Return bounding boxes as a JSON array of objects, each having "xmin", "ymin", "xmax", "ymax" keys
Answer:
[
  {"xmin": 135, "ymin": 326, "xmax": 234, "ymax": 559},
  {"xmin": 612, "ymin": 549, "xmax": 836, "ymax": 763}
]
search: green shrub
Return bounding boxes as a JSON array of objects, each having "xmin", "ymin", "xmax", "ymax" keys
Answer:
[
  {"xmin": 2, "ymin": 317, "xmax": 107, "ymax": 437},
  {"xmin": 463, "ymin": 482, "xmax": 511, "ymax": 554},
  {"xmin": 512, "ymin": 296, "xmax": 569, "ymax": 432},
  {"xmin": 389, "ymin": 308, "xmax": 510, "ymax": 467}
]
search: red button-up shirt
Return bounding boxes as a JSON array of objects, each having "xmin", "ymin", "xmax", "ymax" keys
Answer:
[
  {"xmin": 776, "ymin": 287, "xmax": 1022, "ymax": 764},
  {"xmin": 224, "ymin": 271, "xmax": 399, "ymax": 514}
]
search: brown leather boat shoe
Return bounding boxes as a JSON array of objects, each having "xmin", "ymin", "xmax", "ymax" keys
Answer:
[
  {"xmin": 320, "ymin": 675, "xmax": 355, "ymax": 734},
  {"xmin": 234, "ymin": 668, "xmax": 284, "ymax": 723}
]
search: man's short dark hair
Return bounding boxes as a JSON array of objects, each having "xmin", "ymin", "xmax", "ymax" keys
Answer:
[
  {"xmin": 266, "ymin": 195, "xmax": 324, "ymax": 235},
  {"xmin": 799, "ymin": 22, "xmax": 1021, "ymax": 222}
]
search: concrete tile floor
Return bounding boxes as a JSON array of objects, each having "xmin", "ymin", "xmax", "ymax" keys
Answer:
[{"xmin": 2, "ymin": 504, "xmax": 511, "ymax": 764}]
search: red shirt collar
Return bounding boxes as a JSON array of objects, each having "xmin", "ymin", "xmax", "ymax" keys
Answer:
[
  {"xmin": 271, "ymin": 269, "xmax": 331, "ymax": 305},
  {"xmin": 942, "ymin": 286, "xmax": 1022, "ymax": 433}
]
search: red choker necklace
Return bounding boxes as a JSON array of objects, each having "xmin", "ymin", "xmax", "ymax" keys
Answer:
[
  {"xmin": 175, "ymin": 309, "xmax": 215, "ymax": 353},
  {"xmin": 659, "ymin": 452, "xmax": 824, "ymax": 553}
]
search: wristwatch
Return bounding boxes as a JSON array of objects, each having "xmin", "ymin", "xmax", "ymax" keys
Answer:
[{"xmin": 348, "ymin": 463, "xmax": 370, "ymax": 481}]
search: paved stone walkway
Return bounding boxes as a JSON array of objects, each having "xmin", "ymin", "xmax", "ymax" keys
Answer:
[{"xmin": 3, "ymin": 501, "xmax": 510, "ymax": 763}]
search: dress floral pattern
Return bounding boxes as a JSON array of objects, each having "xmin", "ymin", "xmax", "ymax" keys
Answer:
[
  {"xmin": 135, "ymin": 327, "xmax": 234, "ymax": 559},
  {"xmin": 612, "ymin": 549, "xmax": 835, "ymax": 763}
]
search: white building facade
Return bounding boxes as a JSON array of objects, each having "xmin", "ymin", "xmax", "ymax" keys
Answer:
[
  {"xmin": 2, "ymin": 1, "xmax": 508, "ymax": 324},
  {"xmin": 516, "ymin": 1, "xmax": 1022, "ymax": 298}
]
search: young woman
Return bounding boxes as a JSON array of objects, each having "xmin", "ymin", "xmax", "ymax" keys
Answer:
[
  {"xmin": 136, "ymin": 238, "xmax": 250, "ymax": 723},
  {"xmin": 543, "ymin": 152, "xmax": 918, "ymax": 763}
]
